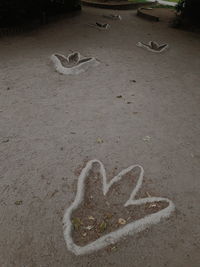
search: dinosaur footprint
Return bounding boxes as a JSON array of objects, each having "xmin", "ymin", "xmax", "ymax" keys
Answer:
[
  {"xmin": 137, "ymin": 41, "xmax": 168, "ymax": 53},
  {"xmin": 63, "ymin": 160, "xmax": 175, "ymax": 255},
  {"xmin": 51, "ymin": 52, "xmax": 99, "ymax": 75}
]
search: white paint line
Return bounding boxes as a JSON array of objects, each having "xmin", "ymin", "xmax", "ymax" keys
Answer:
[
  {"xmin": 51, "ymin": 52, "xmax": 99, "ymax": 75},
  {"xmin": 63, "ymin": 159, "xmax": 175, "ymax": 255}
]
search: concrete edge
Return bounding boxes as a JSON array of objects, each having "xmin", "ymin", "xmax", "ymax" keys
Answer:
[{"xmin": 137, "ymin": 7, "xmax": 159, "ymax": 22}]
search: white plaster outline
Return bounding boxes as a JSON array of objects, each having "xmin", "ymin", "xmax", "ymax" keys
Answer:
[
  {"xmin": 103, "ymin": 14, "xmax": 122, "ymax": 20},
  {"xmin": 51, "ymin": 52, "xmax": 99, "ymax": 75},
  {"xmin": 137, "ymin": 41, "xmax": 169, "ymax": 53},
  {"xmin": 63, "ymin": 159, "xmax": 175, "ymax": 255},
  {"xmin": 87, "ymin": 22, "xmax": 110, "ymax": 30}
]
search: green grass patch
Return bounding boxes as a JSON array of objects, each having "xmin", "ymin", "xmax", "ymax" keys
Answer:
[
  {"xmin": 128, "ymin": 0, "xmax": 178, "ymax": 3},
  {"xmin": 162, "ymin": 0, "xmax": 178, "ymax": 2}
]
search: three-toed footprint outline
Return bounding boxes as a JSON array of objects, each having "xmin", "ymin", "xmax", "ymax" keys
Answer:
[
  {"xmin": 137, "ymin": 41, "xmax": 168, "ymax": 53},
  {"xmin": 63, "ymin": 159, "xmax": 175, "ymax": 255},
  {"xmin": 51, "ymin": 52, "xmax": 99, "ymax": 75}
]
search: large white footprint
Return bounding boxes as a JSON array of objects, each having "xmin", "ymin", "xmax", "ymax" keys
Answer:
[
  {"xmin": 51, "ymin": 52, "xmax": 99, "ymax": 75},
  {"xmin": 63, "ymin": 159, "xmax": 175, "ymax": 255},
  {"xmin": 137, "ymin": 41, "xmax": 168, "ymax": 53}
]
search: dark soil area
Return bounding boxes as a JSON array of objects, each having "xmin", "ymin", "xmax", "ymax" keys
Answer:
[{"xmin": 0, "ymin": 1, "xmax": 81, "ymax": 27}]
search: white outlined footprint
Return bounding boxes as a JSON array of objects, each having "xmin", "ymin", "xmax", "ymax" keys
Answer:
[
  {"xmin": 137, "ymin": 41, "xmax": 168, "ymax": 53},
  {"xmin": 63, "ymin": 159, "xmax": 175, "ymax": 255},
  {"xmin": 51, "ymin": 52, "xmax": 99, "ymax": 75}
]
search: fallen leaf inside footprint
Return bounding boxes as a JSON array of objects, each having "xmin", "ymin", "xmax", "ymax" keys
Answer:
[
  {"xmin": 72, "ymin": 217, "xmax": 82, "ymax": 230},
  {"xmin": 88, "ymin": 216, "xmax": 95, "ymax": 221},
  {"xmin": 104, "ymin": 213, "xmax": 113, "ymax": 220},
  {"xmin": 85, "ymin": 225, "xmax": 94, "ymax": 231},
  {"xmin": 82, "ymin": 232, "xmax": 87, "ymax": 237},
  {"xmin": 99, "ymin": 221, "xmax": 107, "ymax": 232},
  {"xmin": 118, "ymin": 218, "xmax": 126, "ymax": 225},
  {"xmin": 149, "ymin": 203, "xmax": 157, "ymax": 208}
]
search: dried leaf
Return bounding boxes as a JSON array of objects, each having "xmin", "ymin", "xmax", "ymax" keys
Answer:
[
  {"xmin": 15, "ymin": 200, "xmax": 23, "ymax": 206},
  {"xmin": 118, "ymin": 218, "xmax": 126, "ymax": 225},
  {"xmin": 97, "ymin": 137, "xmax": 104, "ymax": 144},
  {"xmin": 82, "ymin": 232, "xmax": 87, "ymax": 237},
  {"xmin": 104, "ymin": 213, "xmax": 113, "ymax": 220},
  {"xmin": 146, "ymin": 191, "xmax": 151, "ymax": 197},
  {"xmin": 49, "ymin": 190, "xmax": 59, "ymax": 198},
  {"xmin": 72, "ymin": 217, "xmax": 82, "ymax": 230},
  {"xmin": 99, "ymin": 221, "xmax": 107, "ymax": 232},
  {"xmin": 88, "ymin": 216, "xmax": 95, "ymax": 221},
  {"xmin": 85, "ymin": 225, "xmax": 94, "ymax": 231},
  {"xmin": 143, "ymin": 136, "xmax": 151, "ymax": 142},
  {"xmin": 149, "ymin": 203, "xmax": 157, "ymax": 208}
]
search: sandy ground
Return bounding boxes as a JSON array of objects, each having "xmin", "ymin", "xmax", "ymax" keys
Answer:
[{"xmin": 0, "ymin": 6, "xmax": 200, "ymax": 267}]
